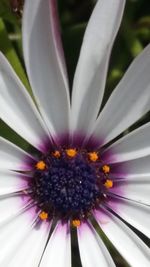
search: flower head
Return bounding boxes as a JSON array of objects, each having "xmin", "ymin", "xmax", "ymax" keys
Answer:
[{"xmin": 0, "ymin": 0, "xmax": 150, "ymax": 266}]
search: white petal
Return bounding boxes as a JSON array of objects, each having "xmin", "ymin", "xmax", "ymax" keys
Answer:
[
  {"xmin": 40, "ymin": 222, "xmax": 71, "ymax": 267},
  {"xmin": 0, "ymin": 137, "xmax": 36, "ymax": 171},
  {"xmin": 94, "ymin": 208, "xmax": 150, "ymax": 267},
  {"xmin": 77, "ymin": 222, "xmax": 115, "ymax": 267},
  {"xmin": 93, "ymin": 44, "xmax": 150, "ymax": 146},
  {"xmin": 111, "ymin": 155, "xmax": 150, "ymax": 178},
  {"xmin": 23, "ymin": 0, "xmax": 70, "ymax": 137},
  {"xmin": 0, "ymin": 195, "xmax": 31, "ymax": 226},
  {"xmin": 0, "ymin": 170, "xmax": 29, "ymax": 196},
  {"xmin": 10, "ymin": 221, "xmax": 51, "ymax": 267},
  {"xmin": 71, "ymin": 0, "xmax": 125, "ymax": 136},
  {"xmin": 0, "ymin": 206, "xmax": 37, "ymax": 265},
  {"xmin": 103, "ymin": 122, "xmax": 150, "ymax": 163},
  {"xmin": 110, "ymin": 177, "xmax": 150, "ymax": 205},
  {"xmin": 0, "ymin": 53, "xmax": 50, "ymax": 152},
  {"xmin": 107, "ymin": 196, "xmax": 150, "ymax": 238}
]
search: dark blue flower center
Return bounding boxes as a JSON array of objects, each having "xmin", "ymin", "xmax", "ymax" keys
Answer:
[{"xmin": 28, "ymin": 149, "xmax": 112, "ymax": 222}]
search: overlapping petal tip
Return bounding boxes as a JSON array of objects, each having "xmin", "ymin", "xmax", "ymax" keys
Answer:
[
  {"xmin": 94, "ymin": 209, "xmax": 150, "ymax": 267},
  {"xmin": 0, "ymin": 53, "xmax": 51, "ymax": 152},
  {"xmin": 0, "ymin": 137, "xmax": 36, "ymax": 171},
  {"xmin": 40, "ymin": 221, "xmax": 71, "ymax": 267},
  {"xmin": 49, "ymin": 0, "xmax": 69, "ymax": 89},
  {"xmin": 91, "ymin": 43, "xmax": 150, "ymax": 147},
  {"xmin": 71, "ymin": 0, "xmax": 126, "ymax": 139},
  {"xmin": 77, "ymin": 221, "xmax": 115, "ymax": 267},
  {"xmin": 23, "ymin": 0, "xmax": 70, "ymax": 138}
]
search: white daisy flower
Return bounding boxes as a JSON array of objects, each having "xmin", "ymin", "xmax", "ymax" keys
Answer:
[{"xmin": 0, "ymin": 0, "xmax": 150, "ymax": 266}]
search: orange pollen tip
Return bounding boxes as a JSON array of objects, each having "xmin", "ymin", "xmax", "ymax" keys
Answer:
[
  {"xmin": 53, "ymin": 150, "xmax": 61, "ymax": 158},
  {"xmin": 72, "ymin": 220, "xmax": 81, "ymax": 227},
  {"xmin": 66, "ymin": 148, "xmax": 77, "ymax": 158},
  {"xmin": 36, "ymin": 161, "xmax": 46, "ymax": 170},
  {"xmin": 88, "ymin": 152, "xmax": 99, "ymax": 162},
  {"xmin": 104, "ymin": 179, "xmax": 113, "ymax": 189},
  {"xmin": 39, "ymin": 211, "xmax": 48, "ymax": 220},
  {"xmin": 102, "ymin": 165, "xmax": 110, "ymax": 173}
]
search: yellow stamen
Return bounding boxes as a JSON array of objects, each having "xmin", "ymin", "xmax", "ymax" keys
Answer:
[
  {"xmin": 72, "ymin": 219, "xmax": 81, "ymax": 227},
  {"xmin": 39, "ymin": 211, "xmax": 48, "ymax": 220},
  {"xmin": 53, "ymin": 150, "xmax": 61, "ymax": 158},
  {"xmin": 102, "ymin": 165, "xmax": 110, "ymax": 174},
  {"xmin": 36, "ymin": 160, "xmax": 46, "ymax": 170},
  {"xmin": 66, "ymin": 148, "xmax": 77, "ymax": 158},
  {"xmin": 88, "ymin": 152, "xmax": 99, "ymax": 162},
  {"xmin": 104, "ymin": 179, "xmax": 113, "ymax": 189}
]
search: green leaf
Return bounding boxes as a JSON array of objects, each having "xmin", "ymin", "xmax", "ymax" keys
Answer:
[
  {"xmin": 0, "ymin": 120, "xmax": 30, "ymax": 151},
  {"xmin": 136, "ymin": 16, "xmax": 150, "ymax": 42},
  {"xmin": 0, "ymin": 0, "xmax": 19, "ymax": 24},
  {"xmin": 0, "ymin": 18, "xmax": 32, "ymax": 95},
  {"xmin": 122, "ymin": 19, "xmax": 143, "ymax": 58}
]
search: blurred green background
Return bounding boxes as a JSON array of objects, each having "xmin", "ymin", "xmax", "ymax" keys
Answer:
[{"xmin": 0, "ymin": 0, "xmax": 150, "ymax": 266}]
